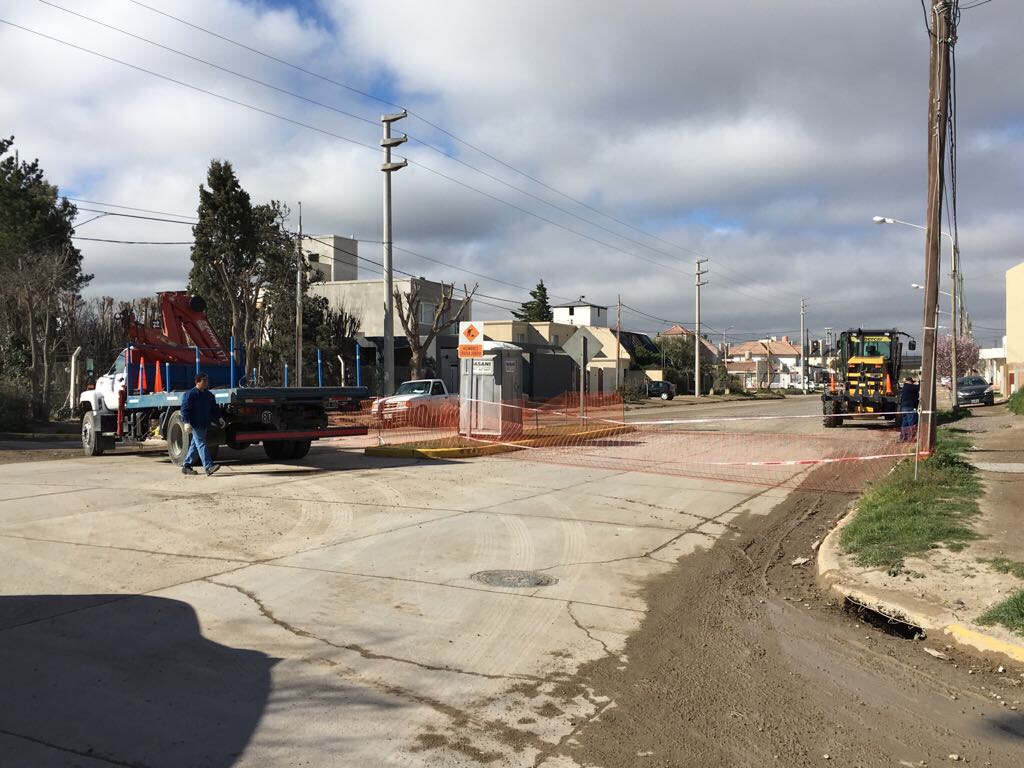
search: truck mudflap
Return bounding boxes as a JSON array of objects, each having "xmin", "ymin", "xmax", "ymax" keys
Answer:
[{"xmin": 233, "ymin": 426, "xmax": 368, "ymax": 442}]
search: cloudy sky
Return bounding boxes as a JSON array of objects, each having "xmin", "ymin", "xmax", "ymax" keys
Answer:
[{"xmin": 2, "ymin": 0, "xmax": 1021, "ymax": 346}]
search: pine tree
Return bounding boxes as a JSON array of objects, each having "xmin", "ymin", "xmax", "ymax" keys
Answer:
[{"xmin": 512, "ymin": 279, "xmax": 553, "ymax": 322}]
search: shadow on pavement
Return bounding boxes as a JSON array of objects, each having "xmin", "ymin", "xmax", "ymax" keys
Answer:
[{"xmin": 0, "ymin": 594, "xmax": 275, "ymax": 766}]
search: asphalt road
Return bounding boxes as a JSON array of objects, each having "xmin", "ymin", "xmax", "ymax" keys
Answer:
[
  {"xmin": 0, "ymin": 423, "xmax": 793, "ymax": 766},
  {"xmin": 0, "ymin": 397, "xmax": 1009, "ymax": 767}
]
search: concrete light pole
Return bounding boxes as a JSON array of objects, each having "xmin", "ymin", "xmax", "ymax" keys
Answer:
[
  {"xmin": 876, "ymin": 216, "xmax": 960, "ymax": 409},
  {"xmin": 381, "ymin": 111, "xmax": 408, "ymax": 395},
  {"xmin": 694, "ymin": 259, "xmax": 708, "ymax": 397}
]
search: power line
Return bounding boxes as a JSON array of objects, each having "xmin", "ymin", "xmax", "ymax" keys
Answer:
[
  {"xmin": 74, "ymin": 206, "xmax": 196, "ymax": 225},
  {"xmin": 73, "ymin": 236, "xmax": 193, "ymax": 244},
  {"xmin": 68, "ymin": 197, "xmax": 196, "ymax": 220}
]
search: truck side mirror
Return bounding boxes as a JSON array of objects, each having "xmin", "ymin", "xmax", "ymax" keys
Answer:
[{"xmin": 908, "ymin": 340, "xmax": 917, "ymax": 351}]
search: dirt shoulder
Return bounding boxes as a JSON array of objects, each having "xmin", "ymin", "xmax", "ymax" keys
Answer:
[
  {"xmin": 556, "ymin": 461, "xmax": 1024, "ymax": 767},
  {"xmin": 821, "ymin": 406, "xmax": 1024, "ymax": 656}
]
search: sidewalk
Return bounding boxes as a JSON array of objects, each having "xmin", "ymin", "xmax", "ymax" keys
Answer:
[{"xmin": 818, "ymin": 404, "xmax": 1024, "ymax": 662}]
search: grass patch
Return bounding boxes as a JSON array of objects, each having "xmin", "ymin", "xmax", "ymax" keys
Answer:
[
  {"xmin": 1008, "ymin": 389, "xmax": 1024, "ymax": 416},
  {"xmin": 978, "ymin": 557, "xmax": 1024, "ymax": 580},
  {"xmin": 937, "ymin": 408, "xmax": 973, "ymax": 425},
  {"xmin": 977, "ymin": 590, "xmax": 1024, "ymax": 635},
  {"xmin": 839, "ymin": 429, "xmax": 982, "ymax": 570}
]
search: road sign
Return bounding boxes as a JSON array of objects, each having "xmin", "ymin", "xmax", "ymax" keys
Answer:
[
  {"xmin": 562, "ymin": 326, "xmax": 603, "ymax": 367},
  {"xmin": 458, "ymin": 321, "xmax": 485, "ymax": 359}
]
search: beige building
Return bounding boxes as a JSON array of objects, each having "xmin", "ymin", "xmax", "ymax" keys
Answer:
[
  {"xmin": 484, "ymin": 320, "xmax": 650, "ymax": 396},
  {"xmin": 1005, "ymin": 262, "xmax": 1024, "ymax": 394}
]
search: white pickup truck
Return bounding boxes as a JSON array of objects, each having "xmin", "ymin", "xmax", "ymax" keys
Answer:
[{"xmin": 372, "ymin": 379, "xmax": 458, "ymax": 427}]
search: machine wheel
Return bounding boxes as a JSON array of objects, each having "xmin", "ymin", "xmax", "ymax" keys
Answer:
[
  {"xmin": 166, "ymin": 411, "xmax": 189, "ymax": 465},
  {"xmin": 823, "ymin": 400, "xmax": 843, "ymax": 428},
  {"xmin": 660, "ymin": 392, "xmax": 671, "ymax": 401},
  {"xmin": 290, "ymin": 440, "xmax": 312, "ymax": 460},
  {"xmin": 81, "ymin": 413, "xmax": 106, "ymax": 457},
  {"xmin": 263, "ymin": 440, "xmax": 294, "ymax": 460}
]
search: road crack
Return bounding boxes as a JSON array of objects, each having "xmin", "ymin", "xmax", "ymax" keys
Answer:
[{"xmin": 203, "ymin": 577, "xmax": 539, "ymax": 683}]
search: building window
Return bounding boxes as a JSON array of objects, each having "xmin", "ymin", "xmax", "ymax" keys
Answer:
[
  {"xmin": 553, "ymin": 334, "xmax": 559, "ymax": 346},
  {"xmin": 515, "ymin": 333, "xmax": 526, "ymax": 343},
  {"xmin": 307, "ymin": 254, "xmax": 320, "ymax": 263},
  {"xmin": 419, "ymin": 302, "xmax": 436, "ymax": 325},
  {"xmin": 568, "ymin": 306, "xmax": 574, "ymax": 316}
]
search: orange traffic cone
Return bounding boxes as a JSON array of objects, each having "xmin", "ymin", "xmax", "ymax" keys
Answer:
[
  {"xmin": 885, "ymin": 373, "xmax": 893, "ymax": 396},
  {"xmin": 137, "ymin": 355, "xmax": 148, "ymax": 393},
  {"xmin": 153, "ymin": 360, "xmax": 163, "ymax": 393}
]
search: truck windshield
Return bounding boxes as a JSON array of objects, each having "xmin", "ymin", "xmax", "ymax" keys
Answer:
[
  {"xmin": 395, "ymin": 381, "xmax": 431, "ymax": 395},
  {"xmin": 108, "ymin": 352, "xmax": 126, "ymax": 375},
  {"xmin": 855, "ymin": 336, "xmax": 892, "ymax": 358}
]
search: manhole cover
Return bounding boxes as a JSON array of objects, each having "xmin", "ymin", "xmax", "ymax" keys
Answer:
[{"xmin": 471, "ymin": 570, "xmax": 558, "ymax": 588}]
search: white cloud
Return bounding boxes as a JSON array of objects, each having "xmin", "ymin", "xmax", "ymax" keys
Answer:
[{"xmin": 1, "ymin": 0, "xmax": 1021, "ymax": 343}]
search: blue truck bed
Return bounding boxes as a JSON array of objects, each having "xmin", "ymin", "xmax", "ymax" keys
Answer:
[{"xmin": 124, "ymin": 386, "xmax": 370, "ymax": 410}]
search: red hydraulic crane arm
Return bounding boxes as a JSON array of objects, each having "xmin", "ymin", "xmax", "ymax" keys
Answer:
[{"xmin": 124, "ymin": 292, "xmax": 230, "ymax": 365}]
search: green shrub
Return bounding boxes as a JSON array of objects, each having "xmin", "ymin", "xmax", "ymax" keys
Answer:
[
  {"xmin": 0, "ymin": 380, "xmax": 32, "ymax": 431},
  {"xmin": 1008, "ymin": 389, "xmax": 1024, "ymax": 416}
]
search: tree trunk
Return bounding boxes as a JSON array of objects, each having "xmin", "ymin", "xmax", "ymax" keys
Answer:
[{"xmin": 409, "ymin": 345, "xmax": 425, "ymax": 380}]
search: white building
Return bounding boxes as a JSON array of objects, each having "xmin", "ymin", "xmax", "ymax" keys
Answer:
[{"xmin": 552, "ymin": 300, "xmax": 608, "ymax": 328}]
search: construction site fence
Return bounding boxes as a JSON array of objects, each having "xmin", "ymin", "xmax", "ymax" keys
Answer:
[{"xmin": 329, "ymin": 393, "xmax": 916, "ymax": 493}]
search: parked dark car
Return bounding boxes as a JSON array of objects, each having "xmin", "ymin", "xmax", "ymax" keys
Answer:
[
  {"xmin": 648, "ymin": 380, "xmax": 676, "ymax": 400},
  {"xmin": 956, "ymin": 376, "xmax": 994, "ymax": 406}
]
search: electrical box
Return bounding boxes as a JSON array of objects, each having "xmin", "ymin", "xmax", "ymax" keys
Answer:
[{"xmin": 459, "ymin": 343, "xmax": 524, "ymax": 438}]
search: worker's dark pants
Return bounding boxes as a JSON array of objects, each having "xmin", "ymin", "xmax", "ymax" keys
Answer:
[
  {"xmin": 183, "ymin": 426, "xmax": 214, "ymax": 470},
  {"xmin": 899, "ymin": 410, "xmax": 919, "ymax": 443}
]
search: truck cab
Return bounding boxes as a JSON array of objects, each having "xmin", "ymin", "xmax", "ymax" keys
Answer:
[{"xmin": 83, "ymin": 351, "xmax": 128, "ymax": 412}]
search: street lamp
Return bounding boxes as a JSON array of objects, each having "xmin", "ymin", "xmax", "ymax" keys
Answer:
[
  {"xmin": 875, "ymin": 215, "xmax": 961, "ymax": 408},
  {"xmin": 911, "ymin": 283, "xmax": 952, "ymax": 298}
]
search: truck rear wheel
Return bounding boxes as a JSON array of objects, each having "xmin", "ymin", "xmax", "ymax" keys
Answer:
[
  {"xmin": 263, "ymin": 441, "xmax": 294, "ymax": 461},
  {"xmin": 166, "ymin": 412, "xmax": 188, "ymax": 465},
  {"xmin": 290, "ymin": 440, "xmax": 311, "ymax": 460}
]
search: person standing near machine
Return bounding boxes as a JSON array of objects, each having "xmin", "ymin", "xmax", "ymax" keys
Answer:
[
  {"xmin": 898, "ymin": 376, "xmax": 920, "ymax": 443},
  {"xmin": 180, "ymin": 373, "xmax": 224, "ymax": 476}
]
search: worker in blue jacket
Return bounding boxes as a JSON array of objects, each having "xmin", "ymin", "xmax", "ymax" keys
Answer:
[{"xmin": 181, "ymin": 372, "xmax": 224, "ymax": 476}]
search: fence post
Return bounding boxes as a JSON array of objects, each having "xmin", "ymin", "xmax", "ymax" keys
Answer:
[
  {"xmin": 355, "ymin": 344, "xmax": 361, "ymax": 386},
  {"xmin": 284, "ymin": 362, "xmax": 289, "ymax": 388},
  {"xmin": 194, "ymin": 346, "xmax": 200, "ymax": 376},
  {"xmin": 229, "ymin": 336, "xmax": 235, "ymax": 389},
  {"xmin": 317, "ymin": 348, "xmax": 323, "ymax": 387}
]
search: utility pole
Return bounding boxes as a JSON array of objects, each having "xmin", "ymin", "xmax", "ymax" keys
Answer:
[
  {"xmin": 800, "ymin": 298, "xmax": 808, "ymax": 394},
  {"xmin": 950, "ymin": 234, "xmax": 959, "ymax": 409},
  {"xmin": 615, "ymin": 294, "xmax": 622, "ymax": 393},
  {"xmin": 381, "ymin": 110, "xmax": 408, "ymax": 395},
  {"xmin": 919, "ymin": 0, "xmax": 954, "ymax": 456},
  {"xmin": 295, "ymin": 202, "xmax": 303, "ymax": 387},
  {"xmin": 694, "ymin": 259, "xmax": 708, "ymax": 397}
]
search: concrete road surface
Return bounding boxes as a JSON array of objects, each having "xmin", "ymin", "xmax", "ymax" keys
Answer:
[{"xmin": 0, "ymin": 420, "xmax": 819, "ymax": 767}]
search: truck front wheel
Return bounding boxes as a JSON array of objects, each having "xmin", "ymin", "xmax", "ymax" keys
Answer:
[
  {"xmin": 823, "ymin": 399, "xmax": 843, "ymax": 429},
  {"xmin": 81, "ymin": 413, "xmax": 108, "ymax": 457}
]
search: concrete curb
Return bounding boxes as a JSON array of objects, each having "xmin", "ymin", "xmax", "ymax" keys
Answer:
[
  {"xmin": 817, "ymin": 512, "xmax": 1024, "ymax": 663},
  {"xmin": 364, "ymin": 424, "xmax": 634, "ymax": 460},
  {"xmin": 0, "ymin": 432, "xmax": 80, "ymax": 442}
]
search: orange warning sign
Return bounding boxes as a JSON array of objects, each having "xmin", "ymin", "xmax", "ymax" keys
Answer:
[
  {"xmin": 458, "ymin": 344, "xmax": 484, "ymax": 359},
  {"xmin": 462, "ymin": 323, "xmax": 480, "ymax": 342}
]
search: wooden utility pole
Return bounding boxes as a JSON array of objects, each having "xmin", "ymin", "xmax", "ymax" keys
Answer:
[
  {"xmin": 918, "ymin": 1, "xmax": 954, "ymax": 456},
  {"xmin": 295, "ymin": 202, "xmax": 303, "ymax": 387}
]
